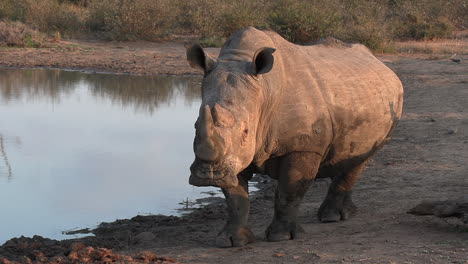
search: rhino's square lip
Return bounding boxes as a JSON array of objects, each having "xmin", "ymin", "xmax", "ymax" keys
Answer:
[
  {"xmin": 189, "ymin": 172, "xmax": 238, "ymax": 188},
  {"xmin": 189, "ymin": 158, "xmax": 227, "ymax": 175},
  {"xmin": 189, "ymin": 164, "xmax": 229, "ymax": 180},
  {"xmin": 189, "ymin": 162, "xmax": 238, "ymax": 188}
]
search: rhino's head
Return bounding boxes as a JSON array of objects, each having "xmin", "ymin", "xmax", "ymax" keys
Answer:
[{"xmin": 186, "ymin": 44, "xmax": 275, "ymax": 188}]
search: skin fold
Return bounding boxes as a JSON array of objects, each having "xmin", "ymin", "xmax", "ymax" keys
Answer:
[{"xmin": 186, "ymin": 27, "xmax": 404, "ymax": 247}]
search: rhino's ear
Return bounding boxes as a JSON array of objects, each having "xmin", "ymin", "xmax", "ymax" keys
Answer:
[
  {"xmin": 185, "ymin": 43, "xmax": 215, "ymax": 74},
  {"xmin": 252, "ymin": 47, "xmax": 276, "ymax": 76}
]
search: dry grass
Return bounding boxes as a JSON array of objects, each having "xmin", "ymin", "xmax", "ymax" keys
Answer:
[
  {"xmin": 396, "ymin": 31, "xmax": 468, "ymax": 55},
  {"xmin": 0, "ymin": 0, "xmax": 467, "ymax": 51},
  {"xmin": 0, "ymin": 20, "xmax": 46, "ymax": 47}
]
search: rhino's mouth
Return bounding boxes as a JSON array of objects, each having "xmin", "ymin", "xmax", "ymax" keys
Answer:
[{"xmin": 189, "ymin": 159, "xmax": 238, "ymax": 188}]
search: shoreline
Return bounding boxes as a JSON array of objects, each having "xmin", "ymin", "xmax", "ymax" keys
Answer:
[
  {"xmin": 0, "ymin": 40, "xmax": 467, "ymax": 263},
  {"xmin": 0, "ymin": 38, "xmax": 465, "ymax": 78},
  {"xmin": 0, "ymin": 40, "xmax": 220, "ymax": 76}
]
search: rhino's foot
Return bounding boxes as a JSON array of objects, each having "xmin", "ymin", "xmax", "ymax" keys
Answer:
[
  {"xmin": 215, "ymin": 226, "xmax": 255, "ymax": 247},
  {"xmin": 318, "ymin": 190, "xmax": 357, "ymax": 222},
  {"xmin": 265, "ymin": 220, "xmax": 304, "ymax": 242}
]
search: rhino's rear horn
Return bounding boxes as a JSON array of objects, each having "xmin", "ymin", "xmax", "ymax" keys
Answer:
[{"xmin": 194, "ymin": 105, "xmax": 226, "ymax": 162}]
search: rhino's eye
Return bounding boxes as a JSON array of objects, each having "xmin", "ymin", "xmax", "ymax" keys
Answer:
[{"xmin": 241, "ymin": 127, "xmax": 248, "ymax": 145}]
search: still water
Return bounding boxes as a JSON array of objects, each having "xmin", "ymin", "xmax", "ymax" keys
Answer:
[{"xmin": 0, "ymin": 68, "xmax": 215, "ymax": 243}]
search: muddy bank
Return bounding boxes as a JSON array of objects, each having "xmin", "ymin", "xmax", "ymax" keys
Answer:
[
  {"xmin": 0, "ymin": 235, "xmax": 176, "ymax": 263},
  {"xmin": 0, "ymin": 175, "xmax": 275, "ymax": 263},
  {"xmin": 0, "ymin": 41, "xmax": 467, "ymax": 263},
  {"xmin": 0, "ymin": 40, "xmax": 220, "ymax": 76}
]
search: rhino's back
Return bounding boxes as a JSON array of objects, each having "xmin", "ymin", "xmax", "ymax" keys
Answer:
[{"xmin": 264, "ymin": 30, "xmax": 404, "ymax": 164}]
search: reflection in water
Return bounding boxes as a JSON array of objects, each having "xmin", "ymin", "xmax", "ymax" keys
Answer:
[
  {"xmin": 0, "ymin": 135, "xmax": 13, "ymax": 180},
  {"xmin": 0, "ymin": 67, "xmax": 209, "ymax": 242},
  {"xmin": 0, "ymin": 68, "xmax": 201, "ymax": 114}
]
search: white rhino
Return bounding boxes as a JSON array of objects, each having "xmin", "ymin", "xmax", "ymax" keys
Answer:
[{"xmin": 186, "ymin": 27, "xmax": 404, "ymax": 247}]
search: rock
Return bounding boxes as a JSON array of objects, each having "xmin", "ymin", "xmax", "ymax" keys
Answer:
[
  {"xmin": 89, "ymin": 249, "xmax": 106, "ymax": 261},
  {"xmin": 447, "ymin": 128, "xmax": 458, "ymax": 135},
  {"xmin": 69, "ymin": 242, "xmax": 85, "ymax": 253},
  {"xmin": 101, "ymin": 257, "xmax": 114, "ymax": 264},
  {"xmin": 49, "ymin": 256, "xmax": 64, "ymax": 263},
  {"xmin": 77, "ymin": 246, "xmax": 94, "ymax": 263},
  {"xmin": 19, "ymin": 256, "xmax": 32, "ymax": 264},
  {"xmin": 450, "ymin": 54, "xmax": 461, "ymax": 63},
  {"xmin": 136, "ymin": 251, "xmax": 157, "ymax": 261},
  {"xmin": 90, "ymin": 248, "xmax": 114, "ymax": 261},
  {"xmin": 134, "ymin": 232, "xmax": 156, "ymax": 244},
  {"xmin": 31, "ymin": 250, "xmax": 48, "ymax": 263},
  {"xmin": 408, "ymin": 196, "xmax": 468, "ymax": 223},
  {"xmin": 121, "ymin": 256, "xmax": 134, "ymax": 262},
  {"xmin": 67, "ymin": 251, "xmax": 78, "ymax": 262}
]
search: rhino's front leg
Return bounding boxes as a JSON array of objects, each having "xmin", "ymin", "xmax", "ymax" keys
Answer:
[
  {"xmin": 216, "ymin": 171, "xmax": 255, "ymax": 247},
  {"xmin": 266, "ymin": 152, "xmax": 321, "ymax": 242}
]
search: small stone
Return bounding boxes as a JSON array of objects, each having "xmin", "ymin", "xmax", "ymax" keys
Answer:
[
  {"xmin": 274, "ymin": 253, "xmax": 285, "ymax": 257},
  {"xmin": 77, "ymin": 246, "xmax": 95, "ymax": 262},
  {"xmin": 69, "ymin": 242, "xmax": 86, "ymax": 253},
  {"xmin": 121, "ymin": 256, "xmax": 134, "ymax": 262},
  {"xmin": 134, "ymin": 232, "xmax": 156, "ymax": 244},
  {"xmin": 67, "ymin": 251, "xmax": 78, "ymax": 262},
  {"xmin": 136, "ymin": 251, "xmax": 157, "ymax": 261},
  {"xmin": 0, "ymin": 258, "xmax": 11, "ymax": 264},
  {"xmin": 19, "ymin": 256, "xmax": 32, "ymax": 264},
  {"xmin": 156, "ymin": 256, "xmax": 177, "ymax": 263},
  {"xmin": 32, "ymin": 250, "xmax": 48, "ymax": 263},
  {"xmin": 49, "ymin": 256, "xmax": 64, "ymax": 263},
  {"xmin": 90, "ymin": 249, "xmax": 106, "ymax": 261},
  {"xmin": 447, "ymin": 128, "xmax": 458, "ymax": 135}
]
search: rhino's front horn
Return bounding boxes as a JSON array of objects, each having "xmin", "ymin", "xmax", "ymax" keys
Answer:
[{"xmin": 195, "ymin": 105, "xmax": 226, "ymax": 162}]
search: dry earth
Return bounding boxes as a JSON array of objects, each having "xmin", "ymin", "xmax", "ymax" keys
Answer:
[{"xmin": 0, "ymin": 39, "xmax": 467, "ymax": 264}]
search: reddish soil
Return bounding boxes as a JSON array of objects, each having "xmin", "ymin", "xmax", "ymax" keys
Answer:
[{"xmin": 0, "ymin": 40, "xmax": 467, "ymax": 264}]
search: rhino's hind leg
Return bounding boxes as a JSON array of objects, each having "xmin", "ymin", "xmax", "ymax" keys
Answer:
[
  {"xmin": 266, "ymin": 152, "xmax": 321, "ymax": 242},
  {"xmin": 216, "ymin": 171, "xmax": 255, "ymax": 247},
  {"xmin": 318, "ymin": 161, "xmax": 367, "ymax": 222}
]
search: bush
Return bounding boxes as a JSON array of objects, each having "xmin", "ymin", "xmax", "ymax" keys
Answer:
[
  {"xmin": 0, "ymin": 0, "xmax": 84, "ymax": 36},
  {"xmin": 0, "ymin": 20, "xmax": 46, "ymax": 47},
  {"xmin": 87, "ymin": 0, "xmax": 176, "ymax": 40},
  {"xmin": 0, "ymin": 0, "xmax": 27, "ymax": 21},
  {"xmin": 0, "ymin": 0, "xmax": 465, "ymax": 50},
  {"xmin": 267, "ymin": 0, "xmax": 341, "ymax": 44}
]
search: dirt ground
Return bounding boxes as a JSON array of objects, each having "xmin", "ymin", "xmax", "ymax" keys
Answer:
[{"xmin": 0, "ymin": 40, "xmax": 467, "ymax": 264}]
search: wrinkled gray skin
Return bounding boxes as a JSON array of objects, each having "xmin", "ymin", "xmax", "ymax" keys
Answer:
[{"xmin": 186, "ymin": 27, "xmax": 404, "ymax": 247}]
